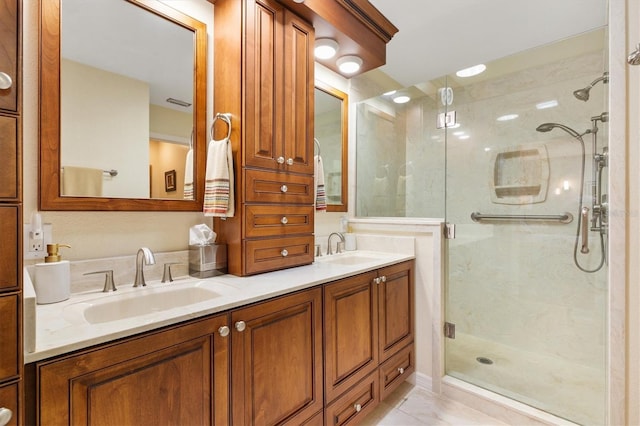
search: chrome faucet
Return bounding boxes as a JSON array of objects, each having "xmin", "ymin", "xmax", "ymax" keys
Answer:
[
  {"xmin": 133, "ymin": 247, "xmax": 156, "ymax": 287},
  {"xmin": 327, "ymin": 232, "xmax": 345, "ymax": 255}
]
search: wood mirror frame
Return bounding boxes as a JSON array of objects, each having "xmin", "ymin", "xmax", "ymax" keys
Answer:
[
  {"xmin": 315, "ymin": 81, "xmax": 348, "ymax": 212},
  {"xmin": 39, "ymin": 0, "xmax": 207, "ymax": 211}
]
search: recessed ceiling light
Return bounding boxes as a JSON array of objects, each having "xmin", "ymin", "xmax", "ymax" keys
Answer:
[
  {"xmin": 336, "ymin": 55, "xmax": 362, "ymax": 74},
  {"xmin": 536, "ymin": 100, "xmax": 559, "ymax": 110},
  {"xmin": 314, "ymin": 38, "xmax": 338, "ymax": 60},
  {"xmin": 455, "ymin": 64, "xmax": 486, "ymax": 78},
  {"xmin": 393, "ymin": 95, "xmax": 410, "ymax": 104},
  {"xmin": 497, "ymin": 113, "xmax": 519, "ymax": 121}
]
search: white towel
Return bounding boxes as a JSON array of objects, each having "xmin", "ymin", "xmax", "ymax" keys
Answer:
[
  {"xmin": 183, "ymin": 148, "xmax": 193, "ymax": 200},
  {"xmin": 61, "ymin": 166, "xmax": 103, "ymax": 197},
  {"xmin": 203, "ymin": 138, "xmax": 235, "ymax": 217},
  {"xmin": 314, "ymin": 155, "xmax": 327, "ymax": 211}
]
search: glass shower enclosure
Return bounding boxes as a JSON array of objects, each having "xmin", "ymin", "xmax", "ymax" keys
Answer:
[{"xmin": 355, "ymin": 28, "xmax": 609, "ymax": 424}]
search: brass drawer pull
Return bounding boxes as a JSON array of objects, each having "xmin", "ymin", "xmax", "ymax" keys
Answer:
[
  {"xmin": 354, "ymin": 403, "xmax": 362, "ymax": 413},
  {"xmin": 281, "ymin": 249, "xmax": 289, "ymax": 257},
  {"xmin": 281, "ymin": 216, "xmax": 288, "ymax": 225},
  {"xmin": 280, "ymin": 184, "xmax": 288, "ymax": 193}
]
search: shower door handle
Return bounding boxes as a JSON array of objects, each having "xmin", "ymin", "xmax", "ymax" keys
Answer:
[{"xmin": 581, "ymin": 207, "xmax": 590, "ymax": 254}]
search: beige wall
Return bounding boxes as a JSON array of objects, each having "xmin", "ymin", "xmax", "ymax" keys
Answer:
[{"xmin": 22, "ymin": 1, "xmax": 214, "ymax": 261}]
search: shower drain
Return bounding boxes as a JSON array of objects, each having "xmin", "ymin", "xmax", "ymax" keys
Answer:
[{"xmin": 476, "ymin": 356, "xmax": 494, "ymax": 365}]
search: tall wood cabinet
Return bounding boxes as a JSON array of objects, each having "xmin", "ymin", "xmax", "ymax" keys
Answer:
[
  {"xmin": 0, "ymin": 0, "xmax": 22, "ymax": 425},
  {"xmin": 214, "ymin": 0, "xmax": 315, "ymax": 276}
]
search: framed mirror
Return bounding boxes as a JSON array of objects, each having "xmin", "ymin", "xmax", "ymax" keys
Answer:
[
  {"xmin": 39, "ymin": 0, "xmax": 207, "ymax": 211},
  {"xmin": 315, "ymin": 82, "xmax": 348, "ymax": 212}
]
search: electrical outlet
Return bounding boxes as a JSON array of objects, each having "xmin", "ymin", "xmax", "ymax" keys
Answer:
[{"xmin": 24, "ymin": 223, "xmax": 52, "ymax": 260}]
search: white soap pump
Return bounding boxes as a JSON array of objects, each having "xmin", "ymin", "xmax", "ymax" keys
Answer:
[{"xmin": 34, "ymin": 243, "xmax": 71, "ymax": 304}]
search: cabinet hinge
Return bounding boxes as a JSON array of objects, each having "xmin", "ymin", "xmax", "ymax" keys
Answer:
[
  {"xmin": 444, "ymin": 322, "xmax": 456, "ymax": 339},
  {"xmin": 444, "ymin": 223, "xmax": 456, "ymax": 239}
]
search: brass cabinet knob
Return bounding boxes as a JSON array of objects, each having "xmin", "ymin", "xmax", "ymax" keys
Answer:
[
  {"xmin": 277, "ymin": 156, "xmax": 285, "ymax": 164},
  {"xmin": 281, "ymin": 249, "xmax": 289, "ymax": 257},
  {"xmin": 218, "ymin": 326, "xmax": 230, "ymax": 337},
  {"xmin": 280, "ymin": 185, "xmax": 288, "ymax": 193},
  {"xmin": 0, "ymin": 407, "xmax": 13, "ymax": 426},
  {"xmin": 281, "ymin": 216, "xmax": 288, "ymax": 225},
  {"xmin": 286, "ymin": 158, "xmax": 294, "ymax": 165},
  {"xmin": 354, "ymin": 403, "xmax": 362, "ymax": 413},
  {"xmin": 235, "ymin": 321, "xmax": 246, "ymax": 332}
]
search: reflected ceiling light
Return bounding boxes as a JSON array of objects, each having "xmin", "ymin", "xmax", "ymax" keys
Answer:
[
  {"xmin": 446, "ymin": 122, "xmax": 461, "ymax": 129},
  {"xmin": 497, "ymin": 113, "xmax": 519, "ymax": 121},
  {"xmin": 458, "ymin": 134, "xmax": 470, "ymax": 140},
  {"xmin": 336, "ymin": 55, "xmax": 362, "ymax": 74},
  {"xmin": 484, "ymin": 147, "xmax": 491, "ymax": 152},
  {"xmin": 455, "ymin": 64, "xmax": 486, "ymax": 78},
  {"xmin": 392, "ymin": 95, "xmax": 410, "ymax": 104},
  {"xmin": 292, "ymin": 0, "xmax": 305, "ymax": 3},
  {"xmin": 536, "ymin": 100, "xmax": 559, "ymax": 110},
  {"xmin": 453, "ymin": 131, "xmax": 465, "ymax": 136},
  {"xmin": 315, "ymin": 38, "xmax": 339, "ymax": 60},
  {"xmin": 383, "ymin": 90, "xmax": 397, "ymax": 96}
]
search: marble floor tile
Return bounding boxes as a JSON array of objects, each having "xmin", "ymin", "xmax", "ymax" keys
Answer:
[{"xmin": 362, "ymin": 382, "xmax": 508, "ymax": 426}]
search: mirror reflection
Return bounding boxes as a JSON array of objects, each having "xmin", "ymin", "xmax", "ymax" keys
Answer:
[
  {"xmin": 60, "ymin": 0, "xmax": 194, "ymax": 200},
  {"xmin": 315, "ymin": 82, "xmax": 348, "ymax": 212}
]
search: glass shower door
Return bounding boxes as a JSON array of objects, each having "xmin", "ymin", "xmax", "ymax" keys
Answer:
[{"xmin": 443, "ymin": 32, "xmax": 608, "ymax": 425}]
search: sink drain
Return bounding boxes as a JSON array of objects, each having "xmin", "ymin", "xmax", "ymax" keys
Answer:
[{"xmin": 476, "ymin": 356, "xmax": 494, "ymax": 365}]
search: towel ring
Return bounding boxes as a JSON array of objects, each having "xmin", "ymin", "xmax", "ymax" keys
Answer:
[
  {"xmin": 211, "ymin": 113, "xmax": 232, "ymax": 141},
  {"xmin": 314, "ymin": 138, "xmax": 321, "ymax": 155}
]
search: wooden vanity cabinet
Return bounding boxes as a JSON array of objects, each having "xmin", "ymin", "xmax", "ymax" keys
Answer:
[
  {"xmin": 323, "ymin": 260, "xmax": 415, "ymax": 425},
  {"xmin": 214, "ymin": 0, "xmax": 315, "ymax": 276},
  {"xmin": 231, "ymin": 287, "xmax": 323, "ymax": 425},
  {"xmin": 0, "ymin": 1, "xmax": 22, "ymax": 425},
  {"xmin": 35, "ymin": 314, "xmax": 230, "ymax": 426}
]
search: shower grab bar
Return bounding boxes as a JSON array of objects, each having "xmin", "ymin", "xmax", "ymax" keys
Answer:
[{"xmin": 471, "ymin": 212, "xmax": 573, "ymax": 224}]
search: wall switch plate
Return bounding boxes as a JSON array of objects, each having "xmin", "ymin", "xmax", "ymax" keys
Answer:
[{"xmin": 24, "ymin": 223, "xmax": 52, "ymax": 260}]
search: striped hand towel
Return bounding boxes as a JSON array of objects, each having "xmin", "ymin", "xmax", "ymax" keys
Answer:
[
  {"xmin": 183, "ymin": 148, "xmax": 193, "ymax": 200},
  {"xmin": 204, "ymin": 138, "xmax": 235, "ymax": 217},
  {"xmin": 314, "ymin": 154, "xmax": 327, "ymax": 211}
]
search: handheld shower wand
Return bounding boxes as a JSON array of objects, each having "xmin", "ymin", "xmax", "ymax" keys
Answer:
[{"xmin": 536, "ymin": 122, "xmax": 605, "ymax": 273}]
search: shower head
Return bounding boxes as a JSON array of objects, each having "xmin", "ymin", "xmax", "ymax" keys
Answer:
[
  {"xmin": 536, "ymin": 122, "xmax": 588, "ymax": 139},
  {"xmin": 573, "ymin": 72, "xmax": 609, "ymax": 102}
]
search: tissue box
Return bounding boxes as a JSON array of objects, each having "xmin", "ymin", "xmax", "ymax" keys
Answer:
[{"xmin": 189, "ymin": 244, "xmax": 227, "ymax": 278}]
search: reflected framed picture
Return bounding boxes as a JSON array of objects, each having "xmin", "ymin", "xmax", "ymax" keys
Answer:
[{"xmin": 165, "ymin": 169, "xmax": 177, "ymax": 192}]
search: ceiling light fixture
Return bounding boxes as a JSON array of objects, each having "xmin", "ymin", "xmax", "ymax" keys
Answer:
[
  {"xmin": 383, "ymin": 90, "xmax": 397, "ymax": 96},
  {"xmin": 166, "ymin": 97, "xmax": 191, "ymax": 107},
  {"xmin": 455, "ymin": 64, "xmax": 486, "ymax": 78},
  {"xmin": 292, "ymin": 0, "xmax": 305, "ymax": 3},
  {"xmin": 336, "ymin": 55, "xmax": 362, "ymax": 74},
  {"xmin": 392, "ymin": 95, "xmax": 410, "ymax": 104},
  {"xmin": 314, "ymin": 38, "xmax": 339, "ymax": 60}
]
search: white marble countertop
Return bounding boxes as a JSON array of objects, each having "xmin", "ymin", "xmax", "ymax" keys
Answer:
[{"xmin": 24, "ymin": 250, "xmax": 414, "ymax": 364}]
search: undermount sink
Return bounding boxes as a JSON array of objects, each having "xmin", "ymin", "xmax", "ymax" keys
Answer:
[
  {"xmin": 63, "ymin": 284, "xmax": 228, "ymax": 324},
  {"xmin": 317, "ymin": 251, "xmax": 390, "ymax": 266}
]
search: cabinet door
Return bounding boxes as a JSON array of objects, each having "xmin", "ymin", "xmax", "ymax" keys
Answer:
[
  {"xmin": 0, "ymin": 0, "xmax": 19, "ymax": 113},
  {"xmin": 0, "ymin": 295, "xmax": 19, "ymax": 382},
  {"xmin": 0, "ymin": 116, "xmax": 18, "ymax": 200},
  {"xmin": 282, "ymin": 9, "xmax": 314, "ymax": 175},
  {"xmin": 244, "ymin": 0, "xmax": 284, "ymax": 170},
  {"xmin": 38, "ymin": 315, "xmax": 229, "ymax": 426},
  {"xmin": 0, "ymin": 206, "xmax": 19, "ymax": 291},
  {"xmin": 231, "ymin": 287, "xmax": 323, "ymax": 425},
  {"xmin": 377, "ymin": 261, "xmax": 414, "ymax": 362},
  {"xmin": 324, "ymin": 271, "xmax": 378, "ymax": 403}
]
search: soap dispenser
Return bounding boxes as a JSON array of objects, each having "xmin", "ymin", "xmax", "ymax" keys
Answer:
[{"xmin": 34, "ymin": 243, "xmax": 71, "ymax": 304}]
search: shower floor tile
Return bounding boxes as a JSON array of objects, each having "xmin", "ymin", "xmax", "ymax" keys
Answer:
[{"xmin": 362, "ymin": 382, "xmax": 508, "ymax": 425}]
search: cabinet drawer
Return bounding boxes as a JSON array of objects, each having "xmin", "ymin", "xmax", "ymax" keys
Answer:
[
  {"xmin": 245, "ymin": 204, "xmax": 314, "ymax": 238},
  {"xmin": 0, "ymin": 295, "xmax": 19, "ymax": 382},
  {"xmin": 324, "ymin": 372, "xmax": 379, "ymax": 426},
  {"xmin": 0, "ymin": 116, "xmax": 19, "ymax": 200},
  {"xmin": 379, "ymin": 343, "xmax": 414, "ymax": 401},
  {"xmin": 245, "ymin": 169, "xmax": 314, "ymax": 204},
  {"xmin": 0, "ymin": 382, "xmax": 19, "ymax": 426},
  {"xmin": 244, "ymin": 235, "xmax": 314, "ymax": 275},
  {"xmin": 0, "ymin": 206, "xmax": 19, "ymax": 291}
]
